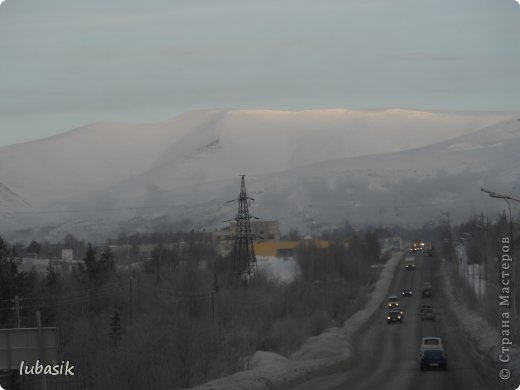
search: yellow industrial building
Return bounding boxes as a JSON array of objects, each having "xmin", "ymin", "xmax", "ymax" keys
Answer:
[{"xmin": 253, "ymin": 239, "xmax": 330, "ymax": 257}]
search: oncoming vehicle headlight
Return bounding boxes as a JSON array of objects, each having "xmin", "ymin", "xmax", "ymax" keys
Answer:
[
  {"xmin": 397, "ymin": 316, "xmax": 401, "ymax": 319},
  {"xmin": 387, "ymin": 316, "xmax": 391, "ymax": 320}
]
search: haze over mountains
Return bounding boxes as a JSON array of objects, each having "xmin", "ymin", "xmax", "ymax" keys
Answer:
[{"xmin": 1, "ymin": 108, "xmax": 519, "ymax": 241}]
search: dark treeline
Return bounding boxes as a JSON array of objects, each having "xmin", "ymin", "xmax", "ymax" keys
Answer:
[
  {"xmin": 110, "ymin": 230, "xmax": 214, "ymax": 246},
  {"xmin": 0, "ymin": 226, "xmax": 386, "ymax": 389}
]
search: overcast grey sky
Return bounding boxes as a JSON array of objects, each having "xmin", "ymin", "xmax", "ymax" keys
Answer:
[{"xmin": 0, "ymin": 0, "xmax": 519, "ymax": 147}]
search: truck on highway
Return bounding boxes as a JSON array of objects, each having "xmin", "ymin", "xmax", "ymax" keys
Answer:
[
  {"xmin": 418, "ymin": 337, "xmax": 447, "ymax": 370},
  {"xmin": 404, "ymin": 256, "xmax": 416, "ymax": 270}
]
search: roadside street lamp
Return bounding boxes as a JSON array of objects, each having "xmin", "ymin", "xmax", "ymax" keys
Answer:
[{"xmin": 480, "ymin": 188, "xmax": 519, "ymax": 322}]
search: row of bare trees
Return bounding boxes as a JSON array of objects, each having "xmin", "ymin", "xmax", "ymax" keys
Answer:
[{"xmin": 0, "ymin": 228, "xmax": 383, "ymax": 389}]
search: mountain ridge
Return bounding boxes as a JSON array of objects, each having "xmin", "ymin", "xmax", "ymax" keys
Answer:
[{"xmin": 1, "ymin": 108, "xmax": 519, "ymax": 240}]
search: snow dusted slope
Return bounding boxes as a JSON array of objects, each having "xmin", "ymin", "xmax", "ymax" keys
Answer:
[
  {"xmin": 1, "ymin": 109, "xmax": 519, "ymax": 240},
  {"xmin": 0, "ymin": 110, "xmax": 219, "ymax": 204},
  {"xmin": 81, "ymin": 109, "xmax": 520, "ymax": 205},
  {"xmin": 243, "ymin": 118, "xmax": 520, "ymax": 230},
  {"xmin": 0, "ymin": 108, "xmax": 516, "ymax": 205},
  {"xmin": 149, "ymin": 109, "xmax": 516, "ymax": 173}
]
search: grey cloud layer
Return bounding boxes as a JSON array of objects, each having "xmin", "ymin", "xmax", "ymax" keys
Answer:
[{"xmin": 0, "ymin": 0, "xmax": 519, "ymax": 146}]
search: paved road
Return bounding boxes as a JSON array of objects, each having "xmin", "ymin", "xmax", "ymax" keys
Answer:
[{"xmin": 291, "ymin": 252, "xmax": 504, "ymax": 390}]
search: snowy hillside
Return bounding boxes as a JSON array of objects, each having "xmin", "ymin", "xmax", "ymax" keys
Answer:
[
  {"xmin": 0, "ymin": 182, "xmax": 29, "ymax": 216},
  {"xmin": 1, "ymin": 109, "xmax": 519, "ymax": 240},
  {"xmin": 0, "ymin": 108, "xmax": 517, "ymax": 205},
  {"xmin": 101, "ymin": 109, "xmax": 520, "ymax": 198},
  {"xmin": 244, "ymin": 118, "xmax": 520, "ymax": 230},
  {"xmin": 0, "ymin": 110, "xmax": 218, "ymax": 204}
]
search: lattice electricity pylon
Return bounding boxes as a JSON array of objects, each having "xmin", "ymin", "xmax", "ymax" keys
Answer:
[{"xmin": 230, "ymin": 175, "xmax": 259, "ymax": 282}]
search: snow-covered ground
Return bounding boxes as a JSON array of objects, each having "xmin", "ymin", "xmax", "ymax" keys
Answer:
[
  {"xmin": 191, "ymin": 251, "xmax": 404, "ymax": 390},
  {"xmin": 256, "ymin": 256, "xmax": 300, "ymax": 284},
  {"xmin": 455, "ymin": 244, "xmax": 487, "ymax": 297},
  {"xmin": 440, "ymin": 257, "xmax": 520, "ymax": 385}
]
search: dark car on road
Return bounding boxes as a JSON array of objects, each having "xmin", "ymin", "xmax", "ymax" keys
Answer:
[
  {"xmin": 401, "ymin": 289, "xmax": 413, "ymax": 297},
  {"xmin": 419, "ymin": 349, "xmax": 447, "ymax": 370},
  {"xmin": 387, "ymin": 309, "xmax": 402, "ymax": 324}
]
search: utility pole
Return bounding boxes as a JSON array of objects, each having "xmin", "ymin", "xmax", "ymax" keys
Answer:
[
  {"xmin": 36, "ymin": 311, "xmax": 48, "ymax": 390},
  {"xmin": 129, "ymin": 279, "xmax": 133, "ymax": 327},
  {"xmin": 211, "ymin": 272, "xmax": 219, "ymax": 321},
  {"xmin": 230, "ymin": 175, "xmax": 259, "ymax": 283},
  {"xmin": 14, "ymin": 296, "xmax": 20, "ymax": 328},
  {"xmin": 211, "ymin": 290, "xmax": 215, "ymax": 320},
  {"xmin": 472, "ymin": 259, "xmax": 475, "ymax": 295}
]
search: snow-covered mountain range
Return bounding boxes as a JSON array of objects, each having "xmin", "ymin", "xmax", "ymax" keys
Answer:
[{"xmin": 1, "ymin": 108, "xmax": 519, "ymax": 241}]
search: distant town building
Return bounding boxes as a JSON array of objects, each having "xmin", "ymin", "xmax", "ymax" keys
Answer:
[
  {"xmin": 61, "ymin": 249, "xmax": 74, "ymax": 261},
  {"xmin": 17, "ymin": 257, "xmax": 81, "ymax": 274},
  {"xmin": 250, "ymin": 220, "xmax": 281, "ymax": 241}
]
